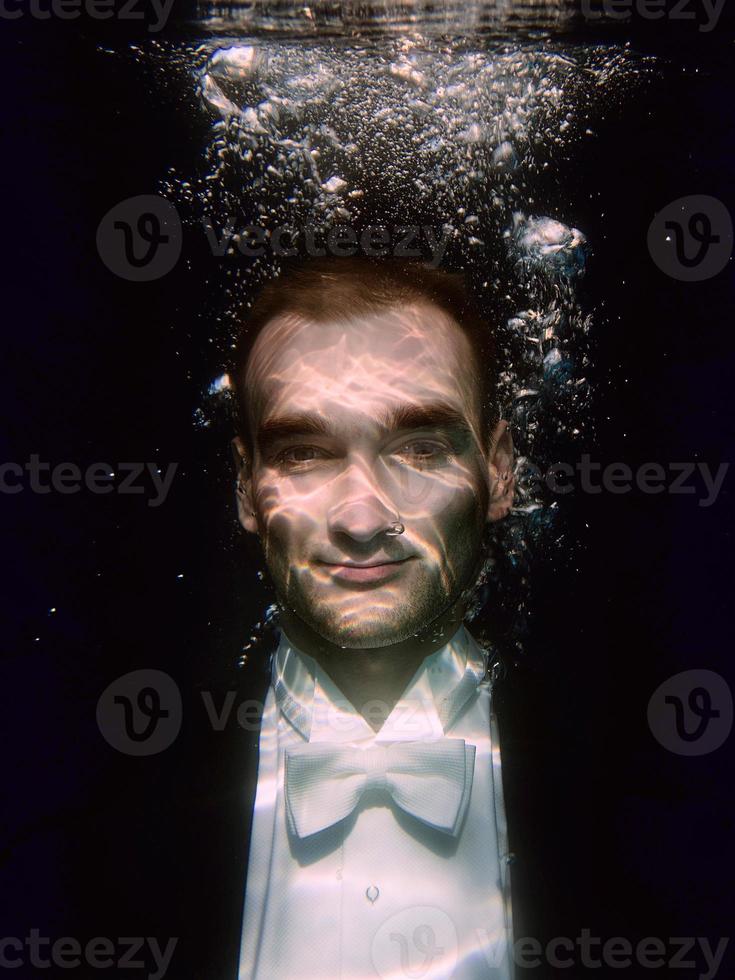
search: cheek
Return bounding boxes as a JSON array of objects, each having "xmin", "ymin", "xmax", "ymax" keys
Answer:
[
  {"xmin": 395, "ymin": 461, "xmax": 486, "ymax": 529},
  {"xmin": 434, "ymin": 486, "xmax": 484, "ymax": 547},
  {"xmin": 403, "ymin": 486, "xmax": 483, "ymax": 570},
  {"xmin": 252, "ymin": 473, "xmax": 323, "ymax": 556}
]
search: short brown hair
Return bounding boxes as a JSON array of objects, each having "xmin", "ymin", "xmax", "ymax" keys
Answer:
[{"xmin": 231, "ymin": 256, "xmax": 497, "ymax": 450}]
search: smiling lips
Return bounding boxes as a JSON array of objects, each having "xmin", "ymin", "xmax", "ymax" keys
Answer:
[{"xmin": 318, "ymin": 557, "xmax": 413, "ymax": 584}]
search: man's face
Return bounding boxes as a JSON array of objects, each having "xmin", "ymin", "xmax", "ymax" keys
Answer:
[{"xmin": 238, "ymin": 301, "xmax": 507, "ymax": 649}]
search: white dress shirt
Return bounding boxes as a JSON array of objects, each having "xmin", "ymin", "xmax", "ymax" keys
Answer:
[{"xmin": 238, "ymin": 626, "xmax": 513, "ymax": 980}]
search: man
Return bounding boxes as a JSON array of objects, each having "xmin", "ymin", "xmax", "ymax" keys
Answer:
[{"xmin": 231, "ymin": 256, "xmax": 516, "ymax": 979}]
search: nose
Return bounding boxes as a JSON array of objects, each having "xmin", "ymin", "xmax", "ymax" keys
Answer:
[{"xmin": 327, "ymin": 463, "xmax": 396, "ymax": 544}]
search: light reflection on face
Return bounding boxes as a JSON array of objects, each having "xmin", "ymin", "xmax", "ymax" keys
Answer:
[{"xmin": 239, "ymin": 302, "xmax": 497, "ymax": 649}]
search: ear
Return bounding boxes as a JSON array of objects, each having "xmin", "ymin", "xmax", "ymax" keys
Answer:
[
  {"xmin": 486, "ymin": 419, "xmax": 515, "ymax": 522},
  {"xmin": 231, "ymin": 436, "xmax": 258, "ymax": 534}
]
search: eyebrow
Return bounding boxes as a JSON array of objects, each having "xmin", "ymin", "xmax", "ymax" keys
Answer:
[
  {"xmin": 256, "ymin": 402, "xmax": 474, "ymax": 455},
  {"xmin": 256, "ymin": 413, "xmax": 332, "ymax": 453},
  {"xmin": 381, "ymin": 402, "xmax": 472, "ymax": 435}
]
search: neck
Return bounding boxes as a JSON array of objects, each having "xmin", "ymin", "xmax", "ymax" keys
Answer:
[{"xmin": 280, "ymin": 604, "xmax": 467, "ymax": 733}]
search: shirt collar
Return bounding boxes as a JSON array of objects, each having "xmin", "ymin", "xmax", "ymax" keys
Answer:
[{"xmin": 272, "ymin": 626, "xmax": 488, "ymax": 743}]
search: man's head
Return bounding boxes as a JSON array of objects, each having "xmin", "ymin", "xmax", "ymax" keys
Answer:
[{"xmin": 231, "ymin": 257, "xmax": 514, "ymax": 649}]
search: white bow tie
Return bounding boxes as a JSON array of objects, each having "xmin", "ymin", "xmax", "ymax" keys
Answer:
[{"xmin": 284, "ymin": 738, "xmax": 476, "ymax": 839}]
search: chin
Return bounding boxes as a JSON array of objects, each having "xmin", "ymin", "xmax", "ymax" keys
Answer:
[
  {"xmin": 284, "ymin": 572, "xmax": 464, "ymax": 650},
  {"xmin": 308, "ymin": 607, "xmax": 432, "ymax": 650}
]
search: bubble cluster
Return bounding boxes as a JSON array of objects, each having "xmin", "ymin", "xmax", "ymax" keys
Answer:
[{"xmin": 166, "ymin": 37, "xmax": 641, "ymax": 264}]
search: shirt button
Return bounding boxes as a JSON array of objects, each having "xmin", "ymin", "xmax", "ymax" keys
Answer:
[{"xmin": 366, "ymin": 885, "xmax": 379, "ymax": 903}]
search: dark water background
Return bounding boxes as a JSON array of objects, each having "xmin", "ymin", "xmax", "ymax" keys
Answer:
[{"xmin": 1, "ymin": 3, "xmax": 734, "ymax": 978}]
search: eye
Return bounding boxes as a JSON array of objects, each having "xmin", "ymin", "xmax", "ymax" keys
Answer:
[
  {"xmin": 392, "ymin": 440, "xmax": 452, "ymax": 467},
  {"xmin": 274, "ymin": 445, "xmax": 331, "ymax": 469}
]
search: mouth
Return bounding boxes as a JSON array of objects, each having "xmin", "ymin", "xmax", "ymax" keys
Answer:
[{"xmin": 316, "ymin": 556, "xmax": 414, "ymax": 585}]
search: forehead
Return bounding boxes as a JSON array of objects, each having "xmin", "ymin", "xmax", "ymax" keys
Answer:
[{"xmin": 245, "ymin": 302, "xmax": 479, "ymax": 427}]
